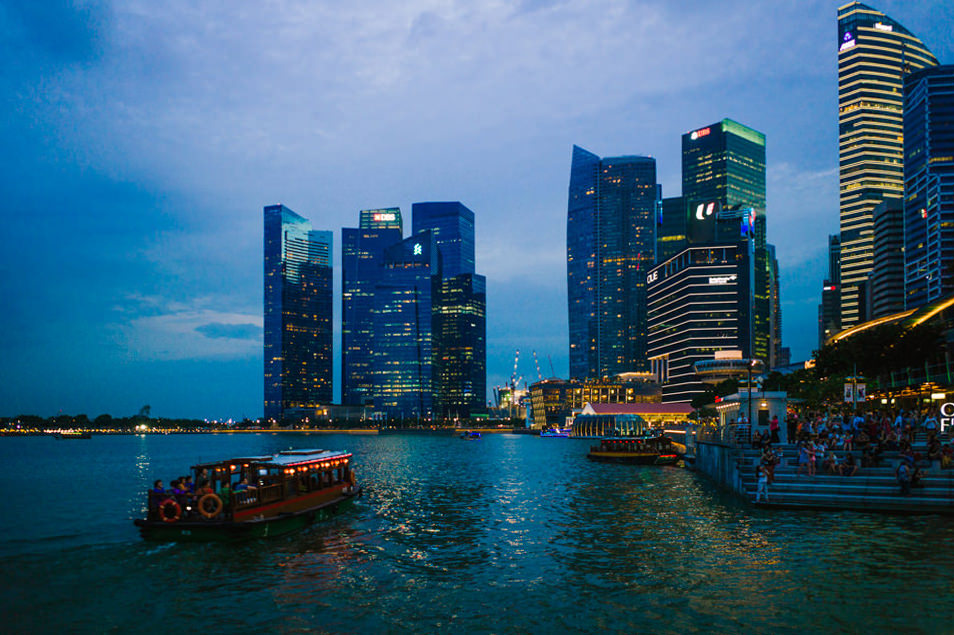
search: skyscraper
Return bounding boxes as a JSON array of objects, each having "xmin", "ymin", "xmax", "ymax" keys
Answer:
[
  {"xmin": 903, "ymin": 65, "xmax": 954, "ymax": 309},
  {"xmin": 434, "ymin": 273, "xmax": 487, "ymax": 419},
  {"xmin": 567, "ymin": 146, "xmax": 658, "ymax": 380},
  {"xmin": 411, "ymin": 202, "xmax": 476, "ymax": 278},
  {"xmin": 819, "ymin": 235, "xmax": 842, "ymax": 346},
  {"xmin": 342, "ymin": 208, "xmax": 404, "ymax": 406},
  {"xmin": 870, "ymin": 199, "xmax": 905, "ymax": 318},
  {"xmin": 372, "ymin": 232, "xmax": 441, "ymax": 417},
  {"xmin": 682, "ymin": 119, "xmax": 778, "ymax": 365},
  {"xmin": 413, "ymin": 201, "xmax": 486, "ymax": 419},
  {"xmin": 837, "ymin": 2, "xmax": 937, "ymax": 327},
  {"xmin": 656, "ymin": 196, "xmax": 688, "ymax": 263},
  {"xmin": 264, "ymin": 205, "xmax": 333, "ymax": 423}
]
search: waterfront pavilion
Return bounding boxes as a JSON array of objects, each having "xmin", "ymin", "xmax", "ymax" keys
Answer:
[{"xmin": 572, "ymin": 402, "xmax": 694, "ymax": 437}]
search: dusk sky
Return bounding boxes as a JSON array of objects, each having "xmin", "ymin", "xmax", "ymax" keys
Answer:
[{"xmin": 2, "ymin": 1, "xmax": 952, "ymax": 420}]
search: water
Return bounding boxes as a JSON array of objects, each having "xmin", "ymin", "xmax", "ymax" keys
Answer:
[{"xmin": 2, "ymin": 433, "xmax": 953, "ymax": 633}]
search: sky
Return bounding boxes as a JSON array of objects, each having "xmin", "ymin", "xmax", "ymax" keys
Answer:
[{"xmin": 1, "ymin": 0, "xmax": 952, "ymax": 420}]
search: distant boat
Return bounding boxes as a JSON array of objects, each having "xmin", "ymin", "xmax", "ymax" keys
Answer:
[
  {"xmin": 540, "ymin": 428, "xmax": 569, "ymax": 438},
  {"xmin": 460, "ymin": 431, "xmax": 481, "ymax": 440},
  {"xmin": 53, "ymin": 431, "xmax": 91, "ymax": 439}
]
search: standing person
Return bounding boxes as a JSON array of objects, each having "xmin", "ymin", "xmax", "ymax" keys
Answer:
[
  {"xmin": 770, "ymin": 415, "xmax": 781, "ymax": 444},
  {"xmin": 897, "ymin": 458, "xmax": 912, "ymax": 496},
  {"xmin": 755, "ymin": 464, "xmax": 770, "ymax": 503}
]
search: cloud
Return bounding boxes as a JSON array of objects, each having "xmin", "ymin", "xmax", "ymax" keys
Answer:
[
  {"xmin": 195, "ymin": 322, "xmax": 262, "ymax": 340},
  {"xmin": 115, "ymin": 296, "xmax": 262, "ymax": 361}
]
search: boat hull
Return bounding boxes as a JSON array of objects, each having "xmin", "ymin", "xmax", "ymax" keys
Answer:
[
  {"xmin": 586, "ymin": 452, "xmax": 679, "ymax": 466},
  {"xmin": 134, "ymin": 490, "xmax": 359, "ymax": 542}
]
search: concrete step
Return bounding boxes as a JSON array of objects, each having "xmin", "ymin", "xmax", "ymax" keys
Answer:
[
  {"xmin": 742, "ymin": 482, "xmax": 954, "ymax": 499},
  {"xmin": 752, "ymin": 491, "xmax": 954, "ymax": 511}
]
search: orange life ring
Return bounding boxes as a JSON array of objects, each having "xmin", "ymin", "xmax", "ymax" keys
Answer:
[
  {"xmin": 198, "ymin": 493, "xmax": 223, "ymax": 519},
  {"xmin": 159, "ymin": 498, "xmax": 182, "ymax": 523}
]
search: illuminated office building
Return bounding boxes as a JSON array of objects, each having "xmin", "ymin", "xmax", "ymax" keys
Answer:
[
  {"xmin": 656, "ymin": 196, "xmax": 688, "ymax": 263},
  {"xmin": 647, "ymin": 242, "xmax": 754, "ymax": 404},
  {"xmin": 433, "ymin": 273, "xmax": 487, "ymax": 419},
  {"xmin": 372, "ymin": 232, "xmax": 440, "ymax": 417},
  {"xmin": 818, "ymin": 235, "xmax": 842, "ymax": 346},
  {"xmin": 837, "ymin": 2, "xmax": 937, "ymax": 327},
  {"xmin": 903, "ymin": 65, "xmax": 954, "ymax": 310},
  {"xmin": 412, "ymin": 201, "xmax": 475, "ymax": 278},
  {"xmin": 682, "ymin": 118, "xmax": 779, "ymax": 366},
  {"xmin": 342, "ymin": 208, "xmax": 404, "ymax": 406},
  {"xmin": 567, "ymin": 146, "xmax": 658, "ymax": 380},
  {"xmin": 264, "ymin": 205, "xmax": 333, "ymax": 422},
  {"xmin": 367, "ymin": 202, "xmax": 487, "ymax": 419},
  {"xmin": 870, "ymin": 199, "xmax": 905, "ymax": 318}
]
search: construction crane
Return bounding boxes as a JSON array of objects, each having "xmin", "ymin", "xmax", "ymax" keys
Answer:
[
  {"xmin": 532, "ymin": 351, "xmax": 543, "ymax": 381},
  {"xmin": 509, "ymin": 349, "xmax": 523, "ymax": 418},
  {"xmin": 548, "ymin": 355, "xmax": 556, "ymax": 378}
]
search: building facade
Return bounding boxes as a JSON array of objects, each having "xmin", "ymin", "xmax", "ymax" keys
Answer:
[
  {"xmin": 411, "ymin": 201, "xmax": 476, "ymax": 278},
  {"xmin": 837, "ymin": 2, "xmax": 937, "ymax": 327},
  {"xmin": 681, "ymin": 119, "xmax": 778, "ymax": 366},
  {"xmin": 903, "ymin": 65, "xmax": 954, "ymax": 310},
  {"xmin": 263, "ymin": 205, "xmax": 333, "ymax": 422},
  {"xmin": 819, "ymin": 235, "xmax": 842, "ymax": 346},
  {"xmin": 656, "ymin": 196, "xmax": 688, "ymax": 263},
  {"xmin": 647, "ymin": 243, "xmax": 754, "ymax": 404},
  {"xmin": 372, "ymin": 232, "xmax": 441, "ymax": 417},
  {"xmin": 341, "ymin": 208, "xmax": 404, "ymax": 406},
  {"xmin": 870, "ymin": 199, "xmax": 905, "ymax": 318},
  {"xmin": 433, "ymin": 273, "xmax": 487, "ymax": 419},
  {"xmin": 567, "ymin": 146, "xmax": 658, "ymax": 380}
]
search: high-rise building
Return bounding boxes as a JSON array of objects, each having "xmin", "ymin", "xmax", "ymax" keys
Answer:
[
  {"xmin": 434, "ymin": 273, "xmax": 487, "ymax": 419},
  {"xmin": 656, "ymin": 196, "xmax": 688, "ymax": 263},
  {"xmin": 264, "ymin": 205, "xmax": 333, "ymax": 423},
  {"xmin": 682, "ymin": 119, "xmax": 778, "ymax": 364},
  {"xmin": 870, "ymin": 199, "xmax": 905, "ymax": 318},
  {"xmin": 567, "ymin": 146, "xmax": 658, "ymax": 380},
  {"xmin": 341, "ymin": 208, "xmax": 404, "ymax": 406},
  {"xmin": 413, "ymin": 201, "xmax": 486, "ymax": 419},
  {"xmin": 903, "ymin": 65, "xmax": 954, "ymax": 309},
  {"xmin": 837, "ymin": 2, "xmax": 937, "ymax": 327},
  {"xmin": 647, "ymin": 242, "xmax": 755, "ymax": 404},
  {"xmin": 411, "ymin": 202, "xmax": 475, "ymax": 278},
  {"xmin": 372, "ymin": 232, "xmax": 441, "ymax": 417},
  {"xmin": 819, "ymin": 235, "xmax": 842, "ymax": 347},
  {"xmin": 366, "ymin": 201, "xmax": 488, "ymax": 419}
]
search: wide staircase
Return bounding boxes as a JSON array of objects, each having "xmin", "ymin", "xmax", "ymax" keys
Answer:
[{"xmin": 736, "ymin": 431, "xmax": 954, "ymax": 513}]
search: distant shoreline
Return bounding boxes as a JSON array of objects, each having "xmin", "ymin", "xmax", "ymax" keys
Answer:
[{"xmin": 2, "ymin": 427, "xmax": 533, "ymax": 437}]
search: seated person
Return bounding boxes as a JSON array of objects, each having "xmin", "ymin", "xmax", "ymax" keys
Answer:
[
  {"xmin": 927, "ymin": 438, "xmax": 942, "ymax": 462},
  {"xmin": 942, "ymin": 444, "xmax": 954, "ymax": 469},
  {"xmin": 234, "ymin": 477, "xmax": 250, "ymax": 491},
  {"xmin": 841, "ymin": 452, "xmax": 858, "ymax": 476},
  {"xmin": 196, "ymin": 479, "xmax": 214, "ymax": 496},
  {"xmin": 823, "ymin": 450, "xmax": 840, "ymax": 474}
]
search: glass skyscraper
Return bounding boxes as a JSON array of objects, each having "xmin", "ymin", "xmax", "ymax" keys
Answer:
[
  {"xmin": 263, "ymin": 205, "xmax": 333, "ymax": 423},
  {"xmin": 567, "ymin": 146, "xmax": 658, "ymax": 380},
  {"xmin": 681, "ymin": 119, "xmax": 778, "ymax": 366},
  {"xmin": 362, "ymin": 201, "xmax": 488, "ymax": 419},
  {"xmin": 837, "ymin": 2, "xmax": 937, "ymax": 327},
  {"xmin": 341, "ymin": 208, "xmax": 404, "ymax": 406},
  {"xmin": 411, "ymin": 202, "xmax": 476, "ymax": 278},
  {"xmin": 903, "ymin": 65, "xmax": 954, "ymax": 310},
  {"xmin": 434, "ymin": 273, "xmax": 487, "ymax": 419},
  {"xmin": 372, "ymin": 232, "xmax": 441, "ymax": 417}
]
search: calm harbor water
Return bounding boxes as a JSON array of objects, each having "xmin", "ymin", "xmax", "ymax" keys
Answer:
[{"xmin": 2, "ymin": 432, "xmax": 953, "ymax": 633}]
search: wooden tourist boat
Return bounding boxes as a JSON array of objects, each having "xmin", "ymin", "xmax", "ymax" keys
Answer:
[
  {"xmin": 540, "ymin": 428, "xmax": 569, "ymax": 438},
  {"xmin": 587, "ymin": 434, "xmax": 680, "ymax": 465},
  {"xmin": 134, "ymin": 448, "xmax": 360, "ymax": 541}
]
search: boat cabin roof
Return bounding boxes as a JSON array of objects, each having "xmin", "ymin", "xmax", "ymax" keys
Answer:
[{"xmin": 192, "ymin": 449, "xmax": 351, "ymax": 471}]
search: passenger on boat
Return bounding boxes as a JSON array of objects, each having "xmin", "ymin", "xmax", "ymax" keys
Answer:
[
  {"xmin": 148, "ymin": 480, "xmax": 165, "ymax": 519},
  {"xmin": 218, "ymin": 482, "xmax": 232, "ymax": 508},
  {"xmin": 183, "ymin": 475, "xmax": 195, "ymax": 494},
  {"xmin": 234, "ymin": 477, "xmax": 250, "ymax": 491},
  {"xmin": 196, "ymin": 480, "xmax": 214, "ymax": 496}
]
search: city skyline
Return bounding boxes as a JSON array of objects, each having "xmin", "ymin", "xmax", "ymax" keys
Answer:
[{"xmin": 2, "ymin": 1, "xmax": 953, "ymax": 418}]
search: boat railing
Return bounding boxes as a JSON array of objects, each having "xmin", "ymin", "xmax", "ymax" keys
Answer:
[{"xmin": 233, "ymin": 483, "xmax": 285, "ymax": 509}]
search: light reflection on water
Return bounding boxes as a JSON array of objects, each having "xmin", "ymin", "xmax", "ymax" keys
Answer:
[{"xmin": 1, "ymin": 433, "xmax": 953, "ymax": 633}]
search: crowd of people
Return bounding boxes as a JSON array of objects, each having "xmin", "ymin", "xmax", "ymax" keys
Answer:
[
  {"xmin": 147, "ymin": 468, "xmax": 249, "ymax": 519},
  {"xmin": 745, "ymin": 407, "xmax": 952, "ymax": 499}
]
